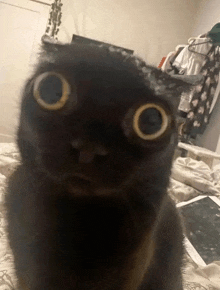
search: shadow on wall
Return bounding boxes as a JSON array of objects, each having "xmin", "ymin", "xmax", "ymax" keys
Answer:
[{"xmin": 197, "ymin": 94, "xmax": 220, "ymax": 152}]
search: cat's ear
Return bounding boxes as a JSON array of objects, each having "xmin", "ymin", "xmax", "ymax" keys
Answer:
[
  {"xmin": 39, "ymin": 35, "xmax": 66, "ymax": 62},
  {"xmin": 142, "ymin": 66, "xmax": 204, "ymax": 110},
  {"xmin": 41, "ymin": 35, "xmax": 65, "ymax": 52},
  {"xmin": 161, "ymin": 73, "xmax": 204, "ymax": 95},
  {"xmin": 143, "ymin": 66, "xmax": 203, "ymax": 95}
]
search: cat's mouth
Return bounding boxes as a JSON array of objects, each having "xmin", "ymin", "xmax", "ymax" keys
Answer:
[
  {"xmin": 72, "ymin": 173, "xmax": 94, "ymax": 185},
  {"xmin": 67, "ymin": 172, "xmax": 117, "ymax": 196},
  {"xmin": 67, "ymin": 172, "xmax": 99, "ymax": 195}
]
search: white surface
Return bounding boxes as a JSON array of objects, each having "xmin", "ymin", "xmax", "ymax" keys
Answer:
[
  {"xmin": 0, "ymin": 0, "xmax": 50, "ymax": 138},
  {"xmin": 209, "ymin": 195, "xmax": 220, "ymax": 206},
  {"xmin": 184, "ymin": 237, "xmax": 207, "ymax": 267},
  {"xmin": 176, "ymin": 195, "xmax": 208, "ymax": 208},
  {"xmin": 59, "ymin": 0, "xmax": 199, "ymax": 66},
  {"xmin": 0, "ymin": 2, "xmax": 38, "ymax": 130},
  {"xmin": 171, "ymin": 157, "xmax": 220, "ymax": 195},
  {"xmin": 178, "ymin": 142, "xmax": 220, "ymax": 159}
]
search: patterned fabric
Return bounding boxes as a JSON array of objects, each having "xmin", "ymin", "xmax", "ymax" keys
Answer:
[{"xmin": 184, "ymin": 46, "xmax": 220, "ymax": 136}]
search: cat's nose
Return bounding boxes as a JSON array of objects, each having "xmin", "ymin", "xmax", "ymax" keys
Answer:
[{"xmin": 71, "ymin": 139, "xmax": 108, "ymax": 163}]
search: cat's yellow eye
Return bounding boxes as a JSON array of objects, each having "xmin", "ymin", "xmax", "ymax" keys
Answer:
[
  {"xmin": 133, "ymin": 103, "xmax": 170, "ymax": 140},
  {"xmin": 33, "ymin": 72, "xmax": 71, "ymax": 110}
]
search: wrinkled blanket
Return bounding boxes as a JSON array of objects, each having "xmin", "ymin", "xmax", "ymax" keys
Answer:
[{"xmin": 169, "ymin": 157, "xmax": 220, "ymax": 203}]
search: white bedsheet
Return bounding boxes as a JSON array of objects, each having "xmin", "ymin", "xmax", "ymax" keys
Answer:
[{"xmin": 169, "ymin": 157, "xmax": 220, "ymax": 203}]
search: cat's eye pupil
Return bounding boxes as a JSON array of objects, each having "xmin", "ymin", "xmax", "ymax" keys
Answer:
[
  {"xmin": 39, "ymin": 75, "xmax": 63, "ymax": 104},
  {"xmin": 139, "ymin": 108, "xmax": 162, "ymax": 135}
]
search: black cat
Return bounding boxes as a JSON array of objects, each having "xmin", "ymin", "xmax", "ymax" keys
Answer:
[{"xmin": 6, "ymin": 42, "xmax": 189, "ymax": 290}]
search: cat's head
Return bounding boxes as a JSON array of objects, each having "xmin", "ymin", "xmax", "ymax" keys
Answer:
[{"xmin": 18, "ymin": 42, "xmax": 190, "ymax": 195}]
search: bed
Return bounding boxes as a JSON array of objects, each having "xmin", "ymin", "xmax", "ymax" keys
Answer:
[{"xmin": 0, "ymin": 142, "xmax": 220, "ymax": 290}]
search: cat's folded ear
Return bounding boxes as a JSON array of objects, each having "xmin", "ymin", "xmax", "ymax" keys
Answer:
[
  {"xmin": 168, "ymin": 74, "xmax": 204, "ymax": 92},
  {"xmin": 147, "ymin": 67, "xmax": 204, "ymax": 95},
  {"xmin": 41, "ymin": 34, "xmax": 65, "ymax": 50},
  {"xmin": 39, "ymin": 34, "xmax": 66, "ymax": 61},
  {"xmin": 164, "ymin": 73, "xmax": 204, "ymax": 110},
  {"xmin": 144, "ymin": 67, "xmax": 204, "ymax": 110}
]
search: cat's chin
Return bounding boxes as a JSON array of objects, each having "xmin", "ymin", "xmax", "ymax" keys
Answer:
[
  {"xmin": 67, "ymin": 183, "xmax": 117, "ymax": 196},
  {"xmin": 66, "ymin": 174, "xmax": 118, "ymax": 197}
]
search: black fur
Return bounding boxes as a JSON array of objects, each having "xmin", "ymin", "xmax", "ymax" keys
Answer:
[{"xmin": 6, "ymin": 43, "xmax": 187, "ymax": 289}]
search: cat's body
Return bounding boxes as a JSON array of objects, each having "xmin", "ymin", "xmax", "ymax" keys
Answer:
[{"xmin": 6, "ymin": 43, "xmax": 188, "ymax": 290}]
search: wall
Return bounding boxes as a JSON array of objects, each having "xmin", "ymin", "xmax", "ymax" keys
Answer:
[
  {"xmin": 58, "ymin": 0, "xmax": 200, "ymax": 66},
  {"xmin": 0, "ymin": 0, "xmax": 202, "ymax": 142},
  {"xmin": 192, "ymin": 0, "xmax": 220, "ymax": 37},
  {"xmin": 0, "ymin": 0, "xmax": 50, "ymax": 142},
  {"xmin": 191, "ymin": 0, "xmax": 220, "ymax": 152}
]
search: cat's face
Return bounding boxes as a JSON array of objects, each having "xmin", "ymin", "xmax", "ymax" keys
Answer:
[{"xmin": 18, "ymin": 43, "xmax": 188, "ymax": 195}]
